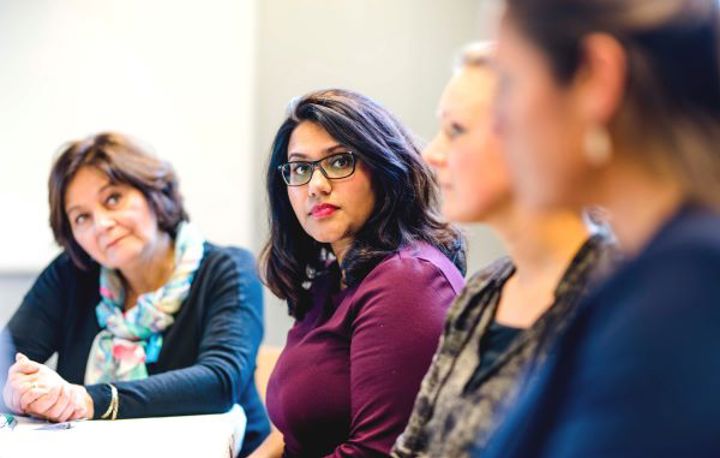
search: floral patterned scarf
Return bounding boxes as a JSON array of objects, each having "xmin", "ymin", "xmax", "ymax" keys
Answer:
[{"xmin": 84, "ymin": 222, "xmax": 205, "ymax": 384}]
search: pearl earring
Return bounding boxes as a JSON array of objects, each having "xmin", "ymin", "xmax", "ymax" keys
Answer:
[{"xmin": 583, "ymin": 124, "xmax": 612, "ymax": 166}]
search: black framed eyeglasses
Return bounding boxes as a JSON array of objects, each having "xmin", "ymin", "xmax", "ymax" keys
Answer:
[{"xmin": 278, "ymin": 151, "xmax": 357, "ymax": 186}]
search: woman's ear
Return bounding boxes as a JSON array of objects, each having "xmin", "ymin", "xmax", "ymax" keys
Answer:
[{"xmin": 574, "ymin": 33, "xmax": 628, "ymax": 126}]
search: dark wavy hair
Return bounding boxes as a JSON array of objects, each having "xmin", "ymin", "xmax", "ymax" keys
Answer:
[
  {"xmin": 49, "ymin": 132, "xmax": 188, "ymax": 269},
  {"xmin": 260, "ymin": 89, "xmax": 466, "ymax": 318},
  {"xmin": 504, "ymin": 0, "xmax": 720, "ymax": 207}
]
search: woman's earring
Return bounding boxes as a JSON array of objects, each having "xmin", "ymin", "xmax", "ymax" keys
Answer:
[{"xmin": 583, "ymin": 124, "xmax": 612, "ymax": 166}]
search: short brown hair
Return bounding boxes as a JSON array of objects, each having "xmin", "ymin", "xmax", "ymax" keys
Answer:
[{"xmin": 49, "ymin": 132, "xmax": 189, "ymax": 268}]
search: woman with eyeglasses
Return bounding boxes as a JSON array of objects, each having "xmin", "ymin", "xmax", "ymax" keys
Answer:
[{"xmin": 250, "ymin": 89, "xmax": 466, "ymax": 458}]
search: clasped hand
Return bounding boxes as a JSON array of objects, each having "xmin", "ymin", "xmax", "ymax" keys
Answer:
[{"xmin": 2, "ymin": 353, "xmax": 93, "ymax": 422}]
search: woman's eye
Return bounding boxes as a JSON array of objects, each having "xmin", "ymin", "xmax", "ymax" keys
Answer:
[
  {"xmin": 292, "ymin": 163, "xmax": 311, "ymax": 176},
  {"xmin": 74, "ymin": 214, "xmax": 89, "ymax": 225},
  {"xmin": 330, "ymin": 156, "xmax": 350, "ymax": 169},
  {"xmin": 447, "ymin": 123, "xmax": 466, "ymax": 139},
  {"xmin": 106, "ymin": 192, "xmax": 121, "ymax": 206}
]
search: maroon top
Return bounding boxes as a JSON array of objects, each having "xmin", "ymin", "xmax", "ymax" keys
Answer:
[{"xmin": 266, "ymin": 243, "xmax": 464, "ymax": 457}]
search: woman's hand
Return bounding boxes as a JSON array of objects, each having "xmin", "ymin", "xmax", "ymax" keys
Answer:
[
  {"xmin": 3, "ymin": 353, "xmax": 93, "ymax": 422},
  {"xmin": 3, "ymin": 353, "xmax": 40, "ymax": 414}
]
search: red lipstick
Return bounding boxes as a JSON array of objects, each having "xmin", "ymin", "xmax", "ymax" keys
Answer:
[{"xmin": 310, "ymin": 204, "xmax": 339, "ymax": 218}]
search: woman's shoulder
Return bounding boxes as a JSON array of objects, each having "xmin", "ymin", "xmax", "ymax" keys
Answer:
[
  {"xmin": 197, "ymin": 242, "xmax": 257, "ymax": 274},
  {"xmin": 610, "ymin": 207, "xmax": 720, "ymax": 286},
  {"xmin": 17, "ymin": 252, "xmax": 99, "ymax": 315},
  {"xmin": 648, "ymin": 206, "xmax": 720, "ymax": 258},
  {"xmin": 465, "ymin": 257, "xmax": 514, "ymax": 288},
  {"xmin": 185, "ymin": 243, "xmax": 263, "ymax": 313},
  {"xmin": 343, "ymin": 243, "xmax": 463, "ymax": 326},
  {"xmin": 363, "ymin": 242, "xmax": 465, "ymax": 293},
  {"xmin": 443, "ymin": 257, "xmax": 513, "ymax": 325},
  {"xmin": 40, "ymin": 251, "xmax": 99, "ymax": 285},
  {"xmin": 189, "ymin": 243, "xmax": 262, "ymax": 297},
  {"xmin": 455, "ymin": 256, "xmax": 513, "ymax": 305},
  {"xmin": 47, "ymin": 250, "xmax": 77, "ymax": 271},
  {"xmin": 584, "ymin": 207, "xmax": 720, "ymax": 323}
]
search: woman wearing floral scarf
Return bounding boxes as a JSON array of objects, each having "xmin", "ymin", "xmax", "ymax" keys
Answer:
[{"xmin": 1, "ymin": 132, "xmax": 270, "ymax": 456}]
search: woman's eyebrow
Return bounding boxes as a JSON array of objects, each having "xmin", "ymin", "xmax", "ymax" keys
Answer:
[{"xmin": 288, "ymin": 144, "xmax": 344, "ymax": 161}]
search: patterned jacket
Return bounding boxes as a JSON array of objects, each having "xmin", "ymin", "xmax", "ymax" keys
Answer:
[{"xmin": 391, "ymin": 234, "xmax": 616, "ymax": 457}]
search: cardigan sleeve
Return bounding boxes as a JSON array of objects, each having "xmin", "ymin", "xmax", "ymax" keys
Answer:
[
  {"xmin": 5, "ymin": 254, "xmax": 74, "ymax": 364},
  {"xmin": 324, "ymin": 256, "xmax": 458, "ymax": 457},
  {"xmin": 86, "ymin": 247, "xmax": 264, "ymax": 419},
  {"xmin": 1, "ymin": 254, "xmax": 76, "ymax": 412},
  {"xmin": 0, "ymin": 331, "xmax": 15, "ymax": 410}
]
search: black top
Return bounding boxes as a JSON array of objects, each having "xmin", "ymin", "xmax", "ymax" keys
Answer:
[
  {"xmin": 2, "ymin": 243, "xmax": 270, "ymax": 456},
  {"xmin": 483, "ymin": 205, "xmax": 720, "ymax": 457},
  {"xmin": 477, "ymin": 321, "xmax": 523, "ymax": 374},
  {"xmin": 463, "ymin": 320, "xmax": 523, "ymax": 394}
]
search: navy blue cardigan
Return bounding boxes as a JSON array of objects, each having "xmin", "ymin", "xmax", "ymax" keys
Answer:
[
  {"xmin": 482, "ymin": 206, "xmax": 720, "ymax": 457},
  {"xmin": 3, "ymin": 243, "xmax": 270, "ymax": 455}
]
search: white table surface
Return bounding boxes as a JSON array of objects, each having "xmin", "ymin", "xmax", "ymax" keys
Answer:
[{"xmin": 0, "ymin": 405, "xmax": 246, "ymax": 458}]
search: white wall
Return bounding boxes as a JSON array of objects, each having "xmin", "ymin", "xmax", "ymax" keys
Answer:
[
  {"xmin": 0, "ymin": 0, "xmax": 257, "ymax": 272},
  {"xmin": 0, "ymin": 1, "xmax": 505, "ymax": 347}
]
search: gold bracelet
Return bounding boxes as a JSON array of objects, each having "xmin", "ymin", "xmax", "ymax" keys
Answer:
[
  {"xmin": 110, "ymin": 384, "xmax": 119, "ymax": 420},
  {"xmin": 100, "ymin": 384, "xmax": 118, "ymax": 420}
]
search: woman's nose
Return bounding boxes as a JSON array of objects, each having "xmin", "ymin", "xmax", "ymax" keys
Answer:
[
  {"xmin": 422, "ymin": 134, "xmax": 449, "ymax": 168},
  {"xmin": 307, "ymin": 166, "xmax": 332, "ymax": 196},
  {"xmin": 94, "ymin": 211, "xmax": 116, "ymax": 232}
]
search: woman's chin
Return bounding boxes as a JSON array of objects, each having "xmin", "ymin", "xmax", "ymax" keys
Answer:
[
  {"xmin": 308, "ymin": 229, "xmax": 354, "ymax": 248},
  {"xmin": 101, "ymin": 251, "xmax": 138, "ymax": 271},
  {"xmin": 309, "ymin": 234, "xmax": 341, "ymax": 245}
]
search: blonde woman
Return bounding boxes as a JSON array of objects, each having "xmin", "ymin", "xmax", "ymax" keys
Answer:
[{"xmin": 392, "ymin": 44, "xmax": 614, "ymax": 457}]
